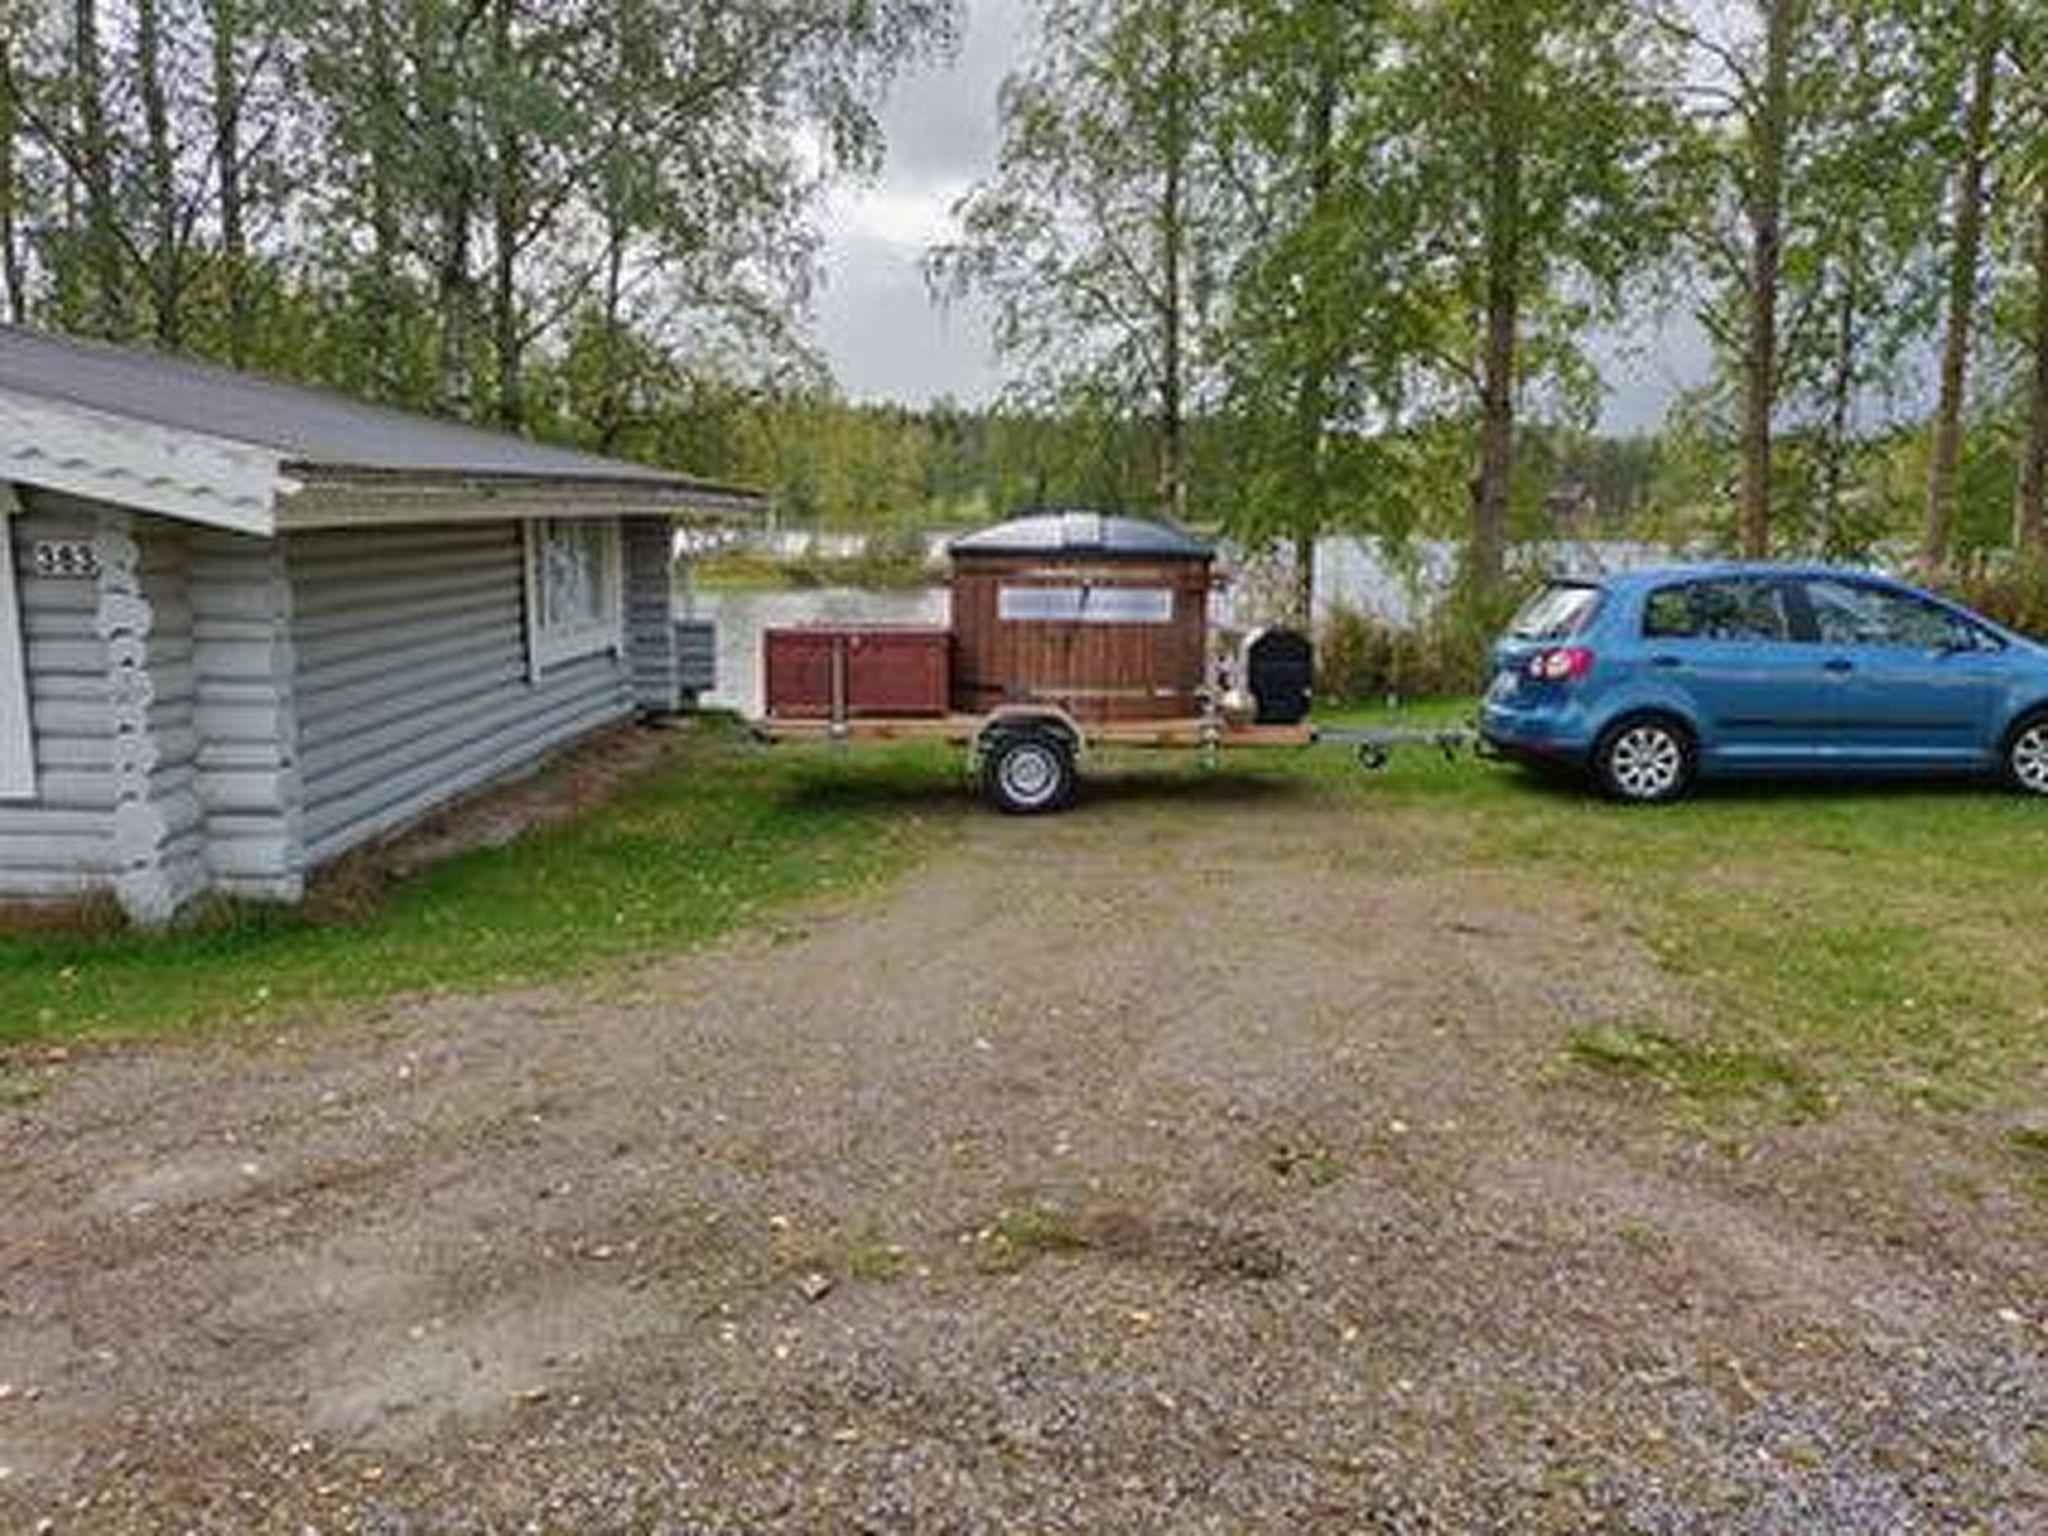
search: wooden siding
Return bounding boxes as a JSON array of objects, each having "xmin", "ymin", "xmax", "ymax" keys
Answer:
[
  {"xmin": 0, "ymin": 492, "xmax": 115, "ymax": 899},
  {"xmin": 287, "ymin": 521, "xmax": 635, "ymax": 867},
  {"xmin": 949, "ymin": 553, "xmax": 1212, "ymax": 722}
]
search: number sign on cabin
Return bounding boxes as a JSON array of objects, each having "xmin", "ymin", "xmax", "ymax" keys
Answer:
[{"xmin": 30, "ymin": 539, "xmax": 100, "ymax": 579}]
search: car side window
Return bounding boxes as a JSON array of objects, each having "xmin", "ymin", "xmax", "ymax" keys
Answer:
[
  {"xmin": 1642, "ymin": 580, "xmax": 1789, "ymax": 642},
  {"xmin": 1803, "ymin": 579, "xmax": 1975, "ymax": 650}
]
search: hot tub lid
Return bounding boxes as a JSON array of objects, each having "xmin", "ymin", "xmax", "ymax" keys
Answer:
[{"xmin": 949, "ymin": 510, "xmax": 1212, "ymax": 560}]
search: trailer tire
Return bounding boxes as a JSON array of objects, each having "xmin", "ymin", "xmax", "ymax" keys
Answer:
[{"xmin": 981, "ymin": 729, "xmax": 1076, "ymax": 815}]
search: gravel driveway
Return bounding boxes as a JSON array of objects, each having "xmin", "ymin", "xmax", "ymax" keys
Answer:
[{"xmin": 2, "ymin": 773, "xmax": 2044, "ymax": 1531}]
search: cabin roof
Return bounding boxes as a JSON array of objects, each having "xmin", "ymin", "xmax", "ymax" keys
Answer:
[{"xmin": 0, "ymin": 324, "xmax": 765, "ymax": 535}]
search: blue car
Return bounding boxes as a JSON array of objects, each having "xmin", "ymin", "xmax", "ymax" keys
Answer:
[{"xmin": 1479, "ymin": 563, "xmax": 2048, "ymax": 802}]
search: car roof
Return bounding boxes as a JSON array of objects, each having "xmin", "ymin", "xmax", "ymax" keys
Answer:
[{"xmin": 1568, "ymin": 561, "xmax": 1896, "ymax": 593}]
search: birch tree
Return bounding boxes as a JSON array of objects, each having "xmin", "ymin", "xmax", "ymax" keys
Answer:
[
  {"xmin": 932, "ymin": 0, "xmax": 1228, "ymax": 521},
  {"xmin": 1923, "ymin": 0, "xmax": 2008, "ymax": 567},
  {"xmin": 1389, "ymin": 0, "xmax": 1692, "ymax": 587}
]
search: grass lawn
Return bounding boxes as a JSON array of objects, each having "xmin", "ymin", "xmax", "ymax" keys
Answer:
[
  {"xmin": 1304, "ymin": 699, "xmax": 2048, "ymax": 1119},
  {"xmin": 0, "ymin": 719, "xmax": 950, "ymax": 1045},
  {"xmin": 5, "ymin": 701, "xmax": 2048, "ymax": 1130}
]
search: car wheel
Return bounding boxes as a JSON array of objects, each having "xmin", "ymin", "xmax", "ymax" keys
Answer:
[
  {"xmin": 2006, "ymin": 714, "xmax": 2048, "ymax": 796},
  {"xmin": 981, "ymin": 730, "xmax": 1076, "ymax": 814},
  {"xmin": 1594, "ymin": 716, "xmax": 1694, "ymax": 804}
]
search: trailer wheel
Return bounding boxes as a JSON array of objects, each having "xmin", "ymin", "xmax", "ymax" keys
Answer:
[{"xmin": 981, "ymin": 729, "xmax": 1076, "ymax": 814}]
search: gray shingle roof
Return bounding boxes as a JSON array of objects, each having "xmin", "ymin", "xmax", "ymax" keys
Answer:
[
  {"xmin": 0, "ymin": 323, "xmax": 751, "ymax": 495},
  {"xmin": 950, "ymin": 511, "xmax": 1212, "ymax": 559}
]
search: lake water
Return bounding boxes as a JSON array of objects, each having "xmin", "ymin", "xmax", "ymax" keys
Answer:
[
  {"xmin": 685, "ymin": 536, "xmax": 1679, "ymax": 717},
  {"xmin": 683, "ymin": 585, "xmax": 948, "ymax": 717}
]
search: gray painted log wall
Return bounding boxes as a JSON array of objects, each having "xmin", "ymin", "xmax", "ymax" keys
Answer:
[
  {"xmin": 3, "ymin": 504, "xmax": 668, "ymax": 917},
  {"xmin": 288, "ymin": 520, "xmax": 635, "ymax": 867},
  {"xmin": 188, "ymin": 531, "xmax": 303, "ymax": 900},
  {"xmin": 0, "ymin": 493, "xmax": 116, "ymax": 899},
  {"xmin": 623, "ymin": 516, "xmax": 680, "ymax": 714}
]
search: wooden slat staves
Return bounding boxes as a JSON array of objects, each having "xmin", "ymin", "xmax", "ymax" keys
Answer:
[{"xmin": 949, "ymin": 552, "xmax": 1212, "ymax": 722}]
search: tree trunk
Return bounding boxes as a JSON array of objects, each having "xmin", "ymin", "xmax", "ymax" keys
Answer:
[
  {"xmin": 0, "ymin": 24, "xmax": 24, "ymax": 323},
  {"xmin": 209, "ymin": 0, "xmax": 250, "ymax": 365},
  {"xmin": 2017, "ymin": 182, "xmax": 2048, "ymax": 559},
  {"xmin": 597, "ymin": 201, "xmax": 627, "ymax": 452},
  {"xmin": 489, "ymin": 0, "xmax": 524, "ymax": 430},
  {"xmin": 1288, "ymin": 49, "xmax": 1339, "ymax": 630},
  {"xmin": 365, "ymin": 0, "xmax": 399, "ymax": 396},
  {"xmin": 138, "ymin": 0, "xmax": 180, "ymax": 347},
  {"xmin": 1155, "ymin": 0, "xmax": 1187, "ymax": 523},
  {"xmin": 1740, "ymin": 0, "xmax": 1794, "ymax": 560},
  {"xmin": 1923, "ymin": 0, "xmax": 2001, "ymax": 569},
  {"xmin": 1470, "ymin": 9, "xmax": 1526, "ymax": 592},
  {"xmin": 1818, "ymin": 267, "xmax": 1859, "ymax": 556},
  {"xmin": 418, "ymin": 3, "xmax": 473, "ymax": 413},
  {"xmin": 73, "ymin": 0, "xmax": 125, "ymax": 336}
]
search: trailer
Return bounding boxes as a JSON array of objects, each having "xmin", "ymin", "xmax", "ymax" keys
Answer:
[{"xmin": 749, "ymin": 511, "xmax": 1469, "ymax": 812}]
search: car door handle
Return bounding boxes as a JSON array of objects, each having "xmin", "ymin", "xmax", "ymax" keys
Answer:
[
  {"xmin": 1824, "ymin": 658, "xmax": 1854, "ymax": 674},
  {"xmin": 1651, "ymin": 655, "xmax": 1682, "ymax": 669}
]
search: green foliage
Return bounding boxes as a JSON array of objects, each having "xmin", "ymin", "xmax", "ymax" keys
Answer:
[
  {"xmin": 1942, "ymin": 556, "xmax": 2048, "ymax": 639},
  {"xmin": 1566, "ymin": 1023, "xmax": 1827, "ymax": 1120},
  {"xmin": 0, "ymin": 0, "xmax": 959, "ymax": 429},
  {"xmin": 1315, "ymin": 582, "xmax": 1521, "ymax": 703}
]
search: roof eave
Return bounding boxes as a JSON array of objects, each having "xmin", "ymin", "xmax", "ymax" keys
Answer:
[
  {"xmin": 0, "ymin": 384, "xmax": 281, "ymax": 535},
  {"xmin": 276, "ymin": 466, "xmax": 770, "ymax": 531}
]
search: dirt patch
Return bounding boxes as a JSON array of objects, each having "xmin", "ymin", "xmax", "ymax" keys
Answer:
[
  {"xmin": 301, "ymin": 721, "xmax": 673, "ymax": 921},
  {"xmin": 0, "ymin": 775, "xmax": 2043, "ymax": 1530}
]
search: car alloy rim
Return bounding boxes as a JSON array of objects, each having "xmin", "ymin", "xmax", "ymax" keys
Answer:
[
  {"xmin": 2015, "ymin": 725, "xmax": 2048, "ymax": 794},
  {"xmin": 1000, "ymin": 743, "xmax": 1060, "ymax": 805},
  {"xmin": 1611, "ymin": 725, "xmax": 1682, "ymax": 798}
]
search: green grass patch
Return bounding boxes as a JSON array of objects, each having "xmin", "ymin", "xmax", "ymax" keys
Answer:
[
  {"xmin": 0, "ymin": 720, "xmax": 958, "ymax": 1044},
  {"xmin": 691, "ymin": 547, "xmax": 937, "ymax": 591},
  {"xmin": 0, "ymin": 1066, "xmax": 49, "ymax": 1106},
  {"xmin": 972, "ymin": 1206, "xmax": 1091, "ymax": 1274},
  {"xmin": 1567, "ymin": 1022, "xmax": 1828, "ymax": 1120}
]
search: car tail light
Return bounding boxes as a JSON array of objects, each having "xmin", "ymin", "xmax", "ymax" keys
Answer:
[{"xmin": 1528, "ymin": 646, "xmax": 1594, "ymax": 683}]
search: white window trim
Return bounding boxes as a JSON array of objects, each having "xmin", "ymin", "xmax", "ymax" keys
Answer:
[
  {"xmin": 0, "ymin": 488, "xmax": 34, "ymax": 799},
  {"xmin": 523, "ymin": 516, "xmax": 625, "ymax": 682}
]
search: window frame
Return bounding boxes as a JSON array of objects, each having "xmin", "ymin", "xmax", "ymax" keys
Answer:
[
  {"xmin": 1639, "ymin": 576, "xmax": 1794, "ymax": 645},
  {"xmin": 1794, "ymin": 576, "xmax": 1999, "ymax": 653},
  {"xmin": 522, "ymin": 516, "xmax": 625, "ymax": 681},
  {"xmin": 0, "ymin": 494, "xmax": 33, "ymax": 800}
]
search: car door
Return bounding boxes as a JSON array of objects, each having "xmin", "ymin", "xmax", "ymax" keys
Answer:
[
  {"xmin": 1638, "ymin": 577, "xmax": 1821, "ymax": 767},
  {"xmin": 1794, "ymin": 577, "xmax": 2003, "ymax": 766}
]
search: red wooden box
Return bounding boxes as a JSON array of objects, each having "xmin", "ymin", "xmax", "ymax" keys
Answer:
[{"xmin": 763, "ymin": 626, "xmax": 951, "ymax": 719}]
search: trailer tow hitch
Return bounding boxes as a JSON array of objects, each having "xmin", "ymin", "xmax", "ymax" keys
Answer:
[{"xmin": 1313, "ymin": 725, "xmax": 1474, "ymax": 772}]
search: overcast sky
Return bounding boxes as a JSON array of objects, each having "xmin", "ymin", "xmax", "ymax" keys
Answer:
[{"xmin": 809, "ymin": 0, "xmax": 1705, "ymax": 434}]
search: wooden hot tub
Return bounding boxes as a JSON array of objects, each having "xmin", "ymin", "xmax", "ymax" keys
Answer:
[{"xmin": 947, "ymin": 511, "xmax": 1213, "ymax": 723}]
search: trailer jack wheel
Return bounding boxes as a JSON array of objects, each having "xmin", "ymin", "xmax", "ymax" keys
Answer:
[{"xmin": 981, "ymin": 729, "xmax": 1077, "ymax": 814}]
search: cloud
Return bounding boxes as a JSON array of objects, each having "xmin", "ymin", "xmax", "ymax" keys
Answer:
[
  {"xmin": 812, "ymin": 0, "xmax": 1708, "ymax": 430},
  {"xmin": 811, "ymin": 0, "xmax": 1025, "ymax": 406}
]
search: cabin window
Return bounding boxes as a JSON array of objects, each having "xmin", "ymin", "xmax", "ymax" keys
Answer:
[
  {"xmin": 0, "ymin": 500, "xmax": 33, "ymax": 799},
  {"xmin": 523, "ymin": 517, "xmax": 623, "ymax": 677}
]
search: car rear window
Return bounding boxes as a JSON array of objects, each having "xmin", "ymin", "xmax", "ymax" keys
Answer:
[{"xmin": 1509, "ymin": 582, "xmax": 1602, "ymax": 640}]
